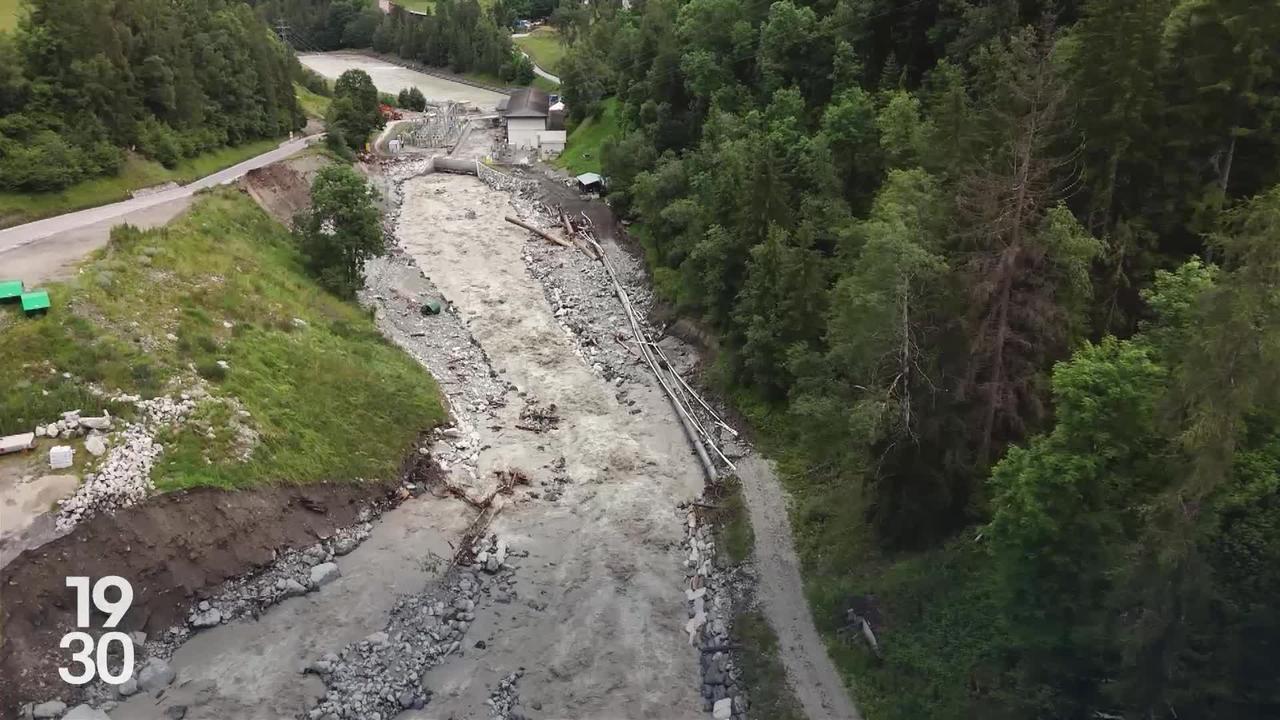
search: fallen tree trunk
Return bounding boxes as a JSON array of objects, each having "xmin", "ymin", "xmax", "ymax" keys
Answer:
[{"xmin": 505, "ymin": 215, "xmax": 573, "ymax": 249}]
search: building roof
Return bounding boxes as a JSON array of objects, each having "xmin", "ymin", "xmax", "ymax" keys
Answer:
[
  {"xmin": 505, "ymin": 88, "xmax": 549, "ymax": 118},
  {"xmin": 576, "ymin": 172, "xmax": 604, "ymax": 186}
]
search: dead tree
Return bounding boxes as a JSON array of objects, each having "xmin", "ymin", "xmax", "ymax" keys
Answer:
[{"xmin": 956, "ymin": 27, "xmax": 1083, "ymax": 465}]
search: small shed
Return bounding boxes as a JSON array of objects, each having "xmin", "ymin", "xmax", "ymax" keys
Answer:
[
  {"xmin": 548, "ymin": 101, "xmax": 566, "ymax": 132},
  {"xmin": 0, "ymin": 279, "xmax": 22, "ymax": 303},
  {"xmin": 575, "ymin": 173, "xmax": 605, "ymax": 193},
  {"xmin": 21, "ymin": 290, "xmax": 50, "ymax": 316}
]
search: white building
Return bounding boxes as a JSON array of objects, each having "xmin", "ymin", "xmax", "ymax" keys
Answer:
[{"xmin": 500, "ymin": 88, "xmax": 566, "ymax": 156}]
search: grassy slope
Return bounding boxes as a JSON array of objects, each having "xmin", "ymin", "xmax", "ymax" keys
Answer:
[
  {"xmin": 0, "ymin": 188, "xmax": 446, "ymax": 490},
  {"xmin": 557, "ymin": 97, "xmax": 619, "ymax": 176},
  {"xmin": 0, "ymin": 138, "xmax": 283, "ymax": 229},
  {"xmin": 296, "ymin": 82, "xmax": 332, "ymax": 120},
  {"xmin": 514, "ymin": 27, "xmax": 565, "ymax": 75},
  {"xmin": 0, "ymin": 0, "xmax": 19, "ymax": 32}
]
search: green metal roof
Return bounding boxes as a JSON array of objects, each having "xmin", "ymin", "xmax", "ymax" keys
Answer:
[
  {"xmin": 0, "ymin": 280, "xmax": 22, "ymax": 301},
  {"xmin": 21, "ymin": 290, "xmax": 50, "ymax": 313}
]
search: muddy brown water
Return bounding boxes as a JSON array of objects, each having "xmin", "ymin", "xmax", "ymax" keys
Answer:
[{"xmin": 0, "ymin": 479, "xmax": 402, "ymax": 717}]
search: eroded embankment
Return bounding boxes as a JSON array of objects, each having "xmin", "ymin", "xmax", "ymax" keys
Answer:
[{"xmin": 0, "ymin": 475, "xmax": 403, "ymax": 716}]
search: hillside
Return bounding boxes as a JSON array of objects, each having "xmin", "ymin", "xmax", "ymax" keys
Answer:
[
  {"xmin": 0, "ymin": 186, "xmax": 445, "ymax": 493},
  {"xmin": 559, "ymin": 0, "xmax": 1280, "ymax": 717},
  {"xmin": 514, "ymin": 26, "xmax": 564, "ymax": 74},
  {"xmin": 0, "ymin": 0, "xmax": 302, "ymax": 195}
]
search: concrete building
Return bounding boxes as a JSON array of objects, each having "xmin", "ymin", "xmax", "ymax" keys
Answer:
[{"xmin": 501, "ymin": 88, "xmax": 566, "ymax": 156}]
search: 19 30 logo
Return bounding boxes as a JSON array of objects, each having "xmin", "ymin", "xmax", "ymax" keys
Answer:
[{"xmin": 60, "ymin": 576, "xmax": 134, "ymax": 685}]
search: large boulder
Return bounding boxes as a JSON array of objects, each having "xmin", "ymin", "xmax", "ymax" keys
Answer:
[
  {"xmin": 138, "ymin": 658, "xmax": 176, "ymax": 694},
  {"xmin": 84, "ymin": 434, "xmax": 107, "ymax": 457},
  {"xmin": 309, "ymin": 562, "xmax": 340, "ymax": 588},
  {"xmin": 79, "ymin": 412, "xmax": 112, "ymax": 431}
]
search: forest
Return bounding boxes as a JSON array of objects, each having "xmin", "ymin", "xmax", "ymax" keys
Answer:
[
  {"xmin": 0, "ymin": 0, "xmax": 302, "ymax": 192},
  {"xmin": 252, "ymin": 0, "xmax": 527, "ymax": 81},
  {"xmin": 558, "ymin": 0, "xmax": 1280, "ymax": 717}
]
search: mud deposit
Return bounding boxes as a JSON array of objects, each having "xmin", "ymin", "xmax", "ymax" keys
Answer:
[
  {"xmin": 384, "ymin": 172, "xmax": 707, "ymax": 718},
  {"xmin": 0, "ymin": 480, "xmax": 397, "ymax": 715}
]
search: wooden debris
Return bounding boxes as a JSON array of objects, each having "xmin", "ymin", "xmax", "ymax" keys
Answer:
[{"xmin": 505, "ymin": 215, "xmax": 572, "ymax": 248}]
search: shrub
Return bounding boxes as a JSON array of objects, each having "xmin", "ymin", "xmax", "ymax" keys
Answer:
[
  {"xmin": 294, "ymin": 166, "xmax": 384, "ymax": 298},
  {"xmin": 196, "ymin": 360, "xmax": 227, "ymax": 382}
]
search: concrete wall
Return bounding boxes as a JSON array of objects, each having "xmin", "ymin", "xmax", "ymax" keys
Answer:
[
  {"xmin": 507, "ymin": 118, "xmax": 546, "ymax": 149},
  {"xmin": 538, "ymin": 130, "xmax": 566, "ymax": 155}
]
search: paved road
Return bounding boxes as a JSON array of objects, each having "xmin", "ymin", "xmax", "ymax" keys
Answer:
[
  {"xmin": 528, "ymin": 56, "xmax": 560, "ymax": 85},
  {"xmin": 0, "ymin": 135, "xmax": 318, "ymax": 258},
  {"xmin": 511, "ymin": 35, "xmax": 562, "ymax": 85},
  {"xmin": 0, "ymin": 135, "xmax": 318, "ymax": 286}
]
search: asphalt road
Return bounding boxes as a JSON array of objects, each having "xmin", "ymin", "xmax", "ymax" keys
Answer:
[{"xmin": 0, "ymin": 135, "xmax": 318, "ymax": 260}]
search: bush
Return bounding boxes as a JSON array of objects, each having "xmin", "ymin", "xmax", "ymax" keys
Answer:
[
  {"xmin": 294, "ymin": 165, "xmax": 384, "ymax": 297},
  {"xmin": 0, "ymin": 131, "xmax": 86, "ymax": 191},
  {"xmin": 500, "ymin": 53, "xmax": 535, "ymax": 85},
  {"xmin": 136, "ymin": 118, "xmax": 183, "ymax": 168},
  {"xmin": 296, "ymin": 66, "xmax": 333, "ymax": 97},
  {"xmin": 397, "ymin": 87, "xmax": 426, "ymax": 111},
  {"xmin": 196, "ymin": 360, "xmax": 228, "ymax": 382}
]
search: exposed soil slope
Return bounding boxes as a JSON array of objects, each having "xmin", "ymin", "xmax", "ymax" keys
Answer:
[{"xmin": 0, "ymin": 480, "xmax": 396, "ymax": 715}]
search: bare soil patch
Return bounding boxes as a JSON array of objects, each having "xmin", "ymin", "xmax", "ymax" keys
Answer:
[
  {"xmin": 239, "ymin": 153, "xmax": 330, "ymax": 225},
  {"xmin": 0, "ymin": 478, "xmax": 402, "ymax": 717}
]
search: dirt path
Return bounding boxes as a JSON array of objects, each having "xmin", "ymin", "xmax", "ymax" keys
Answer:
[{"xmin": 737, "ymin": 458, "xmax": 862, "ymax": 719}]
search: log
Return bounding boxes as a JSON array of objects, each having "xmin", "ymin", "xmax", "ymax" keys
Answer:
[{"xmin": 505, "ymin": 215, "xmax": 573, "ymax": 248}]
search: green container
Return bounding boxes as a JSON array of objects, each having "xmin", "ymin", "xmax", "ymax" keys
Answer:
[
  {"xmin": 21, "ymin": 290, "xmax": 50, "ymax": 315},
  {"xmin": 421, "ymin": 298, "xmax": 443, "ymax": 316},
  {"xmin": 0, "ymin": 279, "xmax": 22, "ymax": 303}
]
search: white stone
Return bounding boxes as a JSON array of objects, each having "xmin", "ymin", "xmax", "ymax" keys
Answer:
[
  {"xmin": 79, "ymin": 412, "xmax": 111, "ymax": 430},
  {"xmin": 190, "ymin": 607, "xmax": 222, "ymax": 628},
  {"xmin": 49, "ymin": 445, "xmax": 74, "ymax": 470},
  {"xmin": 84, "ymin": 435, "xmax": 107, "ymax": 457},
  {"xmin": 712, "ymin": 697, "xmax": 733, "ymax": 720},
  {"xmin": 310, "ymin": 562, "xmax": 340, "ymax": 588}
]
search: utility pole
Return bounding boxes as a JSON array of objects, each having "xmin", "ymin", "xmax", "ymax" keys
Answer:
[{"xmin": 274, "ymin": 21, "xmax": 293, "ymax": 51}]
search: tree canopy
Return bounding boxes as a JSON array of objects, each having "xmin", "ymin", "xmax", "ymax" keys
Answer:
[
  {"xmin": 560, "ymin": 0, "xmax": 1280, "ymax": 715},
  {"xmin": 0, "ymin": 0, "xmax": 303, "ymax": 192},
  {"xmin": 293, "ymin": 164, "xmax": 385, "ymax": 298}
]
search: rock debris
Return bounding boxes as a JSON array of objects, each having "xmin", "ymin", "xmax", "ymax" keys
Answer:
[{"xmin": 303, "ymin": 535, "xmax": 522, "ymax": 720}]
